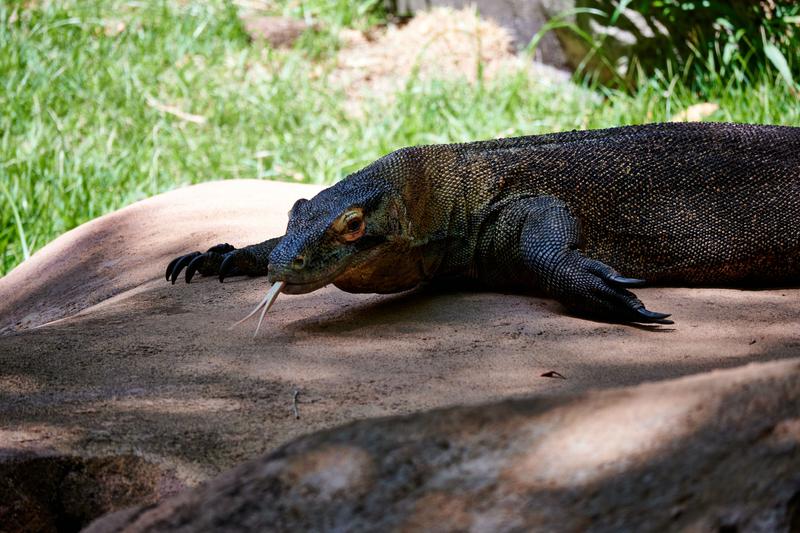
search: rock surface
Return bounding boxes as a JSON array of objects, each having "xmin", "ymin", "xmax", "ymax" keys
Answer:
[
  {"xmin": 86, "ymin": 359, "xmax": 800, "ymax": 532},
  {"xmin": 0, "ymin": 180, "xmax": 321, "ymax": 335},
  {"xmin": 0, "ymin": 452, "xmax": 182, "ymax": 533},
  {"xmin": 1, "ymin": 180, "xmax": 798, "ymax": 529}
]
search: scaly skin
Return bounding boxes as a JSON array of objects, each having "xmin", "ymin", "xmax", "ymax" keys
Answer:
[{"xmin": 167, "ymin": 122, "xmax": 800, "ymax": 324}]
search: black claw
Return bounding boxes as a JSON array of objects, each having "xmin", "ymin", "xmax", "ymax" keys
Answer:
[
  {"xmin": 635, "ymin": 307, "xmax": 673, "ymax": 324},
  {"xmin": 219, "ymin": 254, "xmax": 235, "ymax": 283},
  {"xmin": 185, "ymin": 254, "xmax": 206, "ymax": 284},
  {"xmin": 608, "ymin": 274, "xmax": 646, "ymax": 286},
  {"xmin": 166, "ymin": 256, "xmax": 181, "ymax": 281},
  {"xmin": 170, "ymin": 252, "xmax": 200, "ymax": 284},
  {"xmin": 638, "ymin": 308, "xmax": 670, "ymax": 319}
]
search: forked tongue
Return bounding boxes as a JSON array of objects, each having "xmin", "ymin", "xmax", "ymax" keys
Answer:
[{"xmin": 230, "ymin": 281, "xmax": 285, "ymax": 337}]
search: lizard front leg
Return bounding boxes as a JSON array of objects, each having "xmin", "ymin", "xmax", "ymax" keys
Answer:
[
  {"xmin": 480, "ymin": 196, "xmax": 672, "ymax": 325},
  {"xmin": 166, "ymin": 237, "xmax": 282, "ymax": 284}
]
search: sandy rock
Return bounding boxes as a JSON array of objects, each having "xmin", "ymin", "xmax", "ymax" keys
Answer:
[
  {"xmin": 85, "ymin": 359, "xmax": 800, "ymax": 532},
  {"xmin": 0, "ymin": 180, "xmax": 798, "ymax": 529},
  {"xmin": 0, "ymin": 180, "xmax": 322, "ymax": 335}
]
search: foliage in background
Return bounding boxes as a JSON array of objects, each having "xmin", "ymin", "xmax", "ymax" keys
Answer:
[
  {"xmin": 570, "ymin": 0, "xmax": 800, "ymax": 92},
  {"xmin": 1, "ymin": 0, "xmax": 799, "ymax": 275}
]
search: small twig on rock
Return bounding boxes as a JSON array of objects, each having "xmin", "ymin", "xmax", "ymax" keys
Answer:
[
  {"xmin": 541, "ymin": 371, "xmax": 566, "ymax": 379},
  {"xmin": 292, "ymin": 389, "xmax": 300, "ymax": 419}
]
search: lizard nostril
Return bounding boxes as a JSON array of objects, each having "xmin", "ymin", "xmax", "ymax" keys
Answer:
[{"xmin": 291, "ymin": 255, "xmax": 306, "ymax": 270}]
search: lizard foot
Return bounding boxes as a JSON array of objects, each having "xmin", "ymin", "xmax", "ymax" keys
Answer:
[
  {"xmin": 166, "ymin": 237, "xmax": 280, "ymax": 284},
  {"xmin": 166, "ymin": 243, "xmax": 242, "ymax": 284},
  {"xmin": 565, "ymin": 257, "xmax": 673, "ymax": 325}
]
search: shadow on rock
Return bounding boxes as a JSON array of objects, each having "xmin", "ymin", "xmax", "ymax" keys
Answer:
[
  {"xmin": 0, "ymin": 451, "xmax": 183, "ymax": 533},
  {"xmin": 85, "ymin": 358, "xmax": 800, "ymax": 533}
]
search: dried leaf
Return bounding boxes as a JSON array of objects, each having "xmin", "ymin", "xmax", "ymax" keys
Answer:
[{"xmin": 670, "ymin": 103, "xmax": 719, "ymax": 123}]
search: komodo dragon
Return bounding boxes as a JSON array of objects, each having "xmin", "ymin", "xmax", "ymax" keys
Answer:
[{"xmin": 166, "ymin": 122, "xmax": 800, "ymax": 332}]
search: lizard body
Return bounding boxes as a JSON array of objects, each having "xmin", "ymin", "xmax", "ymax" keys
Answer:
[{"xmin": 167, "ymin": 122, "xmax": 800, "ymax": 324}]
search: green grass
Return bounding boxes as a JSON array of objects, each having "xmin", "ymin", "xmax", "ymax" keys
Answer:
[{"xmin": 1, "ymin": 0, "xmax": 799, "ymax": 275}]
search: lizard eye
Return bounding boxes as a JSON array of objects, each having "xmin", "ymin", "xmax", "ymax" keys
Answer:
[
  {"xmin": 335, "ymin": 208, "xmax": 365, "ymax": 242},
  {"xmin": 346, "ymin": 216, "xmax": 362, "ymax": 232}
]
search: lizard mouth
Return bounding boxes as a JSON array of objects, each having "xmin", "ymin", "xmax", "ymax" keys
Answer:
[
  {"xmin": 267, "ymin": 260, "xmax": 352, "ymax": 294},
  {"xmin": 279, "ymin": 278, "xmax": 331, "ymax": 294},
  {"xmin": 242, "ymin": 258, "xmax": 360, "ymax": 336}
]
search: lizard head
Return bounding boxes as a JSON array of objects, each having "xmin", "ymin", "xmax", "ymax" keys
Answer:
[
  {"xmin": 266, "ymin": 169, "xmax": 413, "ymax": 295},
  {"xmin": 241, "ymin": 148, "xmax": 435, "ymax": 336}
]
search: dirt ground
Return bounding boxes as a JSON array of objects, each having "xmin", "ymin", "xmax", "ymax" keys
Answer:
[
  {"xmin": 1, "ymin": 180, "xmax": 798, "ymax": 488},
  {"xmin": 331, "ymin": 7, "xmax": 569, "ymax": 108}
]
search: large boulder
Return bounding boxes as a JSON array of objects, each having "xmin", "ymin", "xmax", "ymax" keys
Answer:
[
  {"xmin": 86, "ymin": 358, "xmax": 800, "ymax": 532},
  {"xmin": 1, "ymin": 180, "xmax": 798, "ymax": 530},
  {"xmin": 0, "ymin": 180, "xmax": 321, "ymax": 335}
]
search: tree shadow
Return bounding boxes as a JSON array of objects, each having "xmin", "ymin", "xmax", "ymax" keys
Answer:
[{"xmin": 96, "ymin": 361, "xmax": 800, "ymax": 531}]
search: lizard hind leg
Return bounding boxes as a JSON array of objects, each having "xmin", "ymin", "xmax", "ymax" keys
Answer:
[
  {"xmin": 489, "ymin": 196, "xmax": 673, "ymax": 325},
  {"xmin": 560, "ymin": 255, "xmax": 673, "ymax": 324}
]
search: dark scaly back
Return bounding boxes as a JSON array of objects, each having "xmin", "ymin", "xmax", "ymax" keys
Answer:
[{"xmin": 408, "ymin": 122, "xmax": 800, "ymax": 284}]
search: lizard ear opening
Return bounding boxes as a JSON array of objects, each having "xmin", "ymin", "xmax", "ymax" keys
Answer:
[{"xmin": 334, "ymin": 208, "xmax": 366, "ymax": 242}]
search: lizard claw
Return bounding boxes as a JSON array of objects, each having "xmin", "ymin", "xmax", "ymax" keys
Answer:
[
  {"xmin": 606, "ymin": 274, "xmax": 646, "ymax": 286},
  {"xmin": 166, "ymin": 244, "xmax": 242, "ymax": 284},
  {"xmin": 170, "ymin": 252, "xmax": 201, "ymax": 284},
  {"xmin": 583, "ymin": 259, "xmax": 647, "ymax": 288},
  {"xmin": 219, "ymin": 254, "xmax": 235, "ymax": 283},
  {"xmin": 185, "ymin": 254, "xmax": 207, "ymax": 283},
  {"xmin": 562, "ymin": 256, "xmax": 674, "ymax": 325},
  {"xmin": 166, "ymin": 256, "xmax": 182, "ymax": 281},
  {"xmin": 167, "ymin": 242, "xmax": 270, "ymax": 285},
  {"xmin": 633, "ymin": 307, "xmax": 673, "ymax": 325}
]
